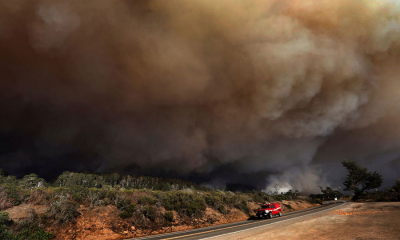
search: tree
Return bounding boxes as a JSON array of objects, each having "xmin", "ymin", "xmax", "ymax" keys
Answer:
[
  {"xmin": 342, "ymin": 160, "xmax": 382, "ymax": 197},
  {"xmin": 393, "ymin": 179, "xmax": 400, "ymax": 193},
  {"xmin": 20, "ymin": 173, "xmax": 46, "ymax": 189}
]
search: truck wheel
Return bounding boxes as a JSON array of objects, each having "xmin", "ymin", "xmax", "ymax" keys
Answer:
[
  {"xmin": 278, "ymin": 211, "xmax": 282, "ymax": 217},
  {"xmin": 269, "ymin": 213, "xmax": 273, "ymax": 219}
]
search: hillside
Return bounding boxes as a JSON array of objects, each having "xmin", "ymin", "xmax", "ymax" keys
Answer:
[{"xmin": 0, "ymin": 171, "xmax": 315, "ymax": 239}]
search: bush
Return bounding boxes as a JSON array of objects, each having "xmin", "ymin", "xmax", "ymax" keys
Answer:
[
  {"xmin": 249, "ymin": 191, "xmax": 267, "ymax": 203},
  {"xmin": 119, "ymin": 203, "xmax": 136, "ymax": 219},
  {"xmin": 69, "ymin": 185, "xmax": 87, "ymax": 204},
  {"xmin": 4, "ymin": 186, "xmax": 23, "ymax": 206},
  {"xmin": 0, "ymin": 224, "xmax": 16, "ymax": 240},
  {"xmin": 217, "ymin": 205, "xmax": 228, "ymax": 214},
  {"xmin": 141, "ymin": 206, "xmax": 156, "ymax": 222},
  {"xmin": 235, "ymin": 199, "xmax": 251, "ymax": 216},
  {"xmin": 205, "ymin": 195, "xmax": 221, "ymax": 208},
  {"xmin": 0, "ymin": 211, "xmax": 12, "ymax": 226},
  {"xmin": 116, "ymin": 197, "xmax": 136, "ymax": 212},
  {"xmin": 205, "ymin": 194, "xmax": 230, "ymax": 214},
  {"xmin": 47, "ymin": 200, "xmax": 80, "ymax": 224},
  {"xmin": 164, "ymin": 211, "xmax": 174, "ymax": 222},
  {"xmin": 119, "ymin": 211, "xmax": 133, "ymax": 219},
  {"xmin": 138, "ymin": 196, "xmax": 157, "ymax": 205},
  {"xmin": 0, "ymin": 211, "xmax": 54, "ymax": 240},
  {"xmin": 14, "ymin": 224, "xmax": 55, "ymax": 240},
  {"xmin": 163, "ymin": 192, "xmax": 206, "ymax": 217}
]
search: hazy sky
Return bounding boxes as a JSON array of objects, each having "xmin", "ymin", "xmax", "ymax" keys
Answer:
[{"xmin": 1, "ymin": 0, "xmax": 400, "ymax": 193}]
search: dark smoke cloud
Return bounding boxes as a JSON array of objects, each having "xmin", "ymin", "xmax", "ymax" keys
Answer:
[{"xmin": 1, "ymin": 0, "xmax": 400, "ymax": 192}]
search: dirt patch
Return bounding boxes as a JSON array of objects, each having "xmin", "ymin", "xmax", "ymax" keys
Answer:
[
  {"xmin": 211, "ymin": 202, "xmax": 400, "ymax": 240},
  {"xmin": 5, "ymin": 204, "xmax": 47, "ymax": 222}
]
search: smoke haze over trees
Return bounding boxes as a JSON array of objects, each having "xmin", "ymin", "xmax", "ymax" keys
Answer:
[{"xmin": 1, "ymin": 0, "xmax": 400, "ymax": 192}]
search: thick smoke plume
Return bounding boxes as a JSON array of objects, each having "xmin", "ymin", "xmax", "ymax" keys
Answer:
[{"xmin": 1, "ymin": 0, "xmax": 400, "ymax": 192}]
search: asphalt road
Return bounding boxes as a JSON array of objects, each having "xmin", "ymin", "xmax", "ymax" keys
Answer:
[{"xmin": 133, "ymin": 201, "xmax": 346, "ymax": 240}]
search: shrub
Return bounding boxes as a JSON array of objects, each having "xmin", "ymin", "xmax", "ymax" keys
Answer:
[
  {"xmin": 119, "ymin": 203, "xmax": 136, "ymax": 219},
  {"xmin": 138, "ymin": 196, "xmax": 157, "ymax": 205},
  {"xmin": 0, "ymin": 211, "xmax": 12, "ymax": 226},
  {"xmin": 116, "ymin": 197, "xmax": 136, "ymax": 211},
  {"xmin": 249, "ymin": 191, "xmax": 266, "ymax": 203},
  {"xmin": 217, "ymin": 205, "xmax": 228, "ymax": 214},
  {"xmin": 47, "ymin": 200, "xmax": 80, "ymax": 224},
  {"xmin": 4, "ymin": 186, "xmax": 23, "ymax": 206},
  {"xmin": 69, "ymin": 185, "xmax": 87, "ymax": 204},
  {"xmin": 0, "ymin": 224, "xmax": 16, "ymax": 240},
  {"xmin": 13, "ymin": 224, "xmax": 54, "ymax": 240},
  {"xmin": 141, "ymin": 206, "xmax": 156, "ymax": 222},
  {"xmin": 0, "ymin": 188, "xmax": 13, "ymax": 210},
  {"xmin": 205, "ymin": 195, "xmax": 221, "ymax": 208},
  {"xmin": 164, "ymin": 211, "xmax": 174, "ymax": 222},
  {"xmin": 163, "ymin": 192, "xmax": 206, "ymax": 217},
  {"xmin": 119, "ymin": 211, "xmax": 133, "ymax": 219},
  {"xmin": 235, "ymin": 199, "xmax": 251, "ymax": 216},
  {"xmin": 0, "ymin": 211, "xmax": 54, "ymax": 240}
]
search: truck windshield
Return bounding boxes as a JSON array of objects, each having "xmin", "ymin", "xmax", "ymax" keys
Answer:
[{"xmin": 260, "ymin": 205, "xmax": 270, "ymax": 209}]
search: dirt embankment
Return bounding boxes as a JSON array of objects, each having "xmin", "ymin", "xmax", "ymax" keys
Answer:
[
  {"xmin": 5, "ymin": 199, "xmax": 315, "ymax": 239},
  {"xmin": 212, "ymin": 202, "xmax": 400, "ymax": 240}
]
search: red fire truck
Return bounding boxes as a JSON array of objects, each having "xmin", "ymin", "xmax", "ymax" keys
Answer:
[{"xmin": 256, "ymin": 203, "xmax": 282, "ymax": 219}]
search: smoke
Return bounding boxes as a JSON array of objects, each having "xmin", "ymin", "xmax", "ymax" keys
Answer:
[{"xmin": 1, "ymin": 0, "xmax": 400, "ymax": 193}]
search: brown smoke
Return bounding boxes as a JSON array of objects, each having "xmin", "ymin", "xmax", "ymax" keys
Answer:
[{"xmin": 1, "ymin": 0, "xmax": 400, "ymax": 192}]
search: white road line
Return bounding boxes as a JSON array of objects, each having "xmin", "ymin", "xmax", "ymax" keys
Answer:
[{"xmin": 199, "ymin": 202, "xmax": 347, "ymax": 240}]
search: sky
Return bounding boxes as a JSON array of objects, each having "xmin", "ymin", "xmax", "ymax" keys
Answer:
[{"xmin": 1, "ymin": 0, "xmax": 400, "ymax": 193}]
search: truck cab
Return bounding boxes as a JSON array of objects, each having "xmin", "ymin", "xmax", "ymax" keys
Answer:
[{"xmin": 256, "ymin": 203, "xmax": 282, "ymax": 219}]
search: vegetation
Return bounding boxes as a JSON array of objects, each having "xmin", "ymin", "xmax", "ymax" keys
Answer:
[
  {"xmin": 164, "ymin": 212, "xmax": 174, "ymax": 222},
  {"xmin": 0, "ymin": 168, "xmax": 311, "ymax": 237},
  {"xmin": 47, "ymin": 199, "xmax": 81, "ymax": 224},
  {"xmin": 0, "ymin": 210, "xmax": 54, "ymax": 240},
  {"xmin": 342, "ymin": 160, "xmax": 383, "ymax": 199}
]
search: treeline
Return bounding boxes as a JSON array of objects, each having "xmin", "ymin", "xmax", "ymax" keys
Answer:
[{"xmin": 0, "ymin": 170, "xmax": 209, "ymax": 192}]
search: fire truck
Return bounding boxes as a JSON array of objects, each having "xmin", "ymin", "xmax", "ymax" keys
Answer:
[{"xmin": 256, "ymin": 203, "xmax": 282, "ymax": 219}]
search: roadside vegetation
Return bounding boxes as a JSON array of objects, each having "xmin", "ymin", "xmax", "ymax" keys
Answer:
[{"xmin": 0, "ymin": 169, "xmax": 303, "ymax": 237}]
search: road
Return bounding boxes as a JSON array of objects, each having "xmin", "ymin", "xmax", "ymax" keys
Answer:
[{"xmin": 133, "ymin": 201, "xmax": 346, "ymax": 240}]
